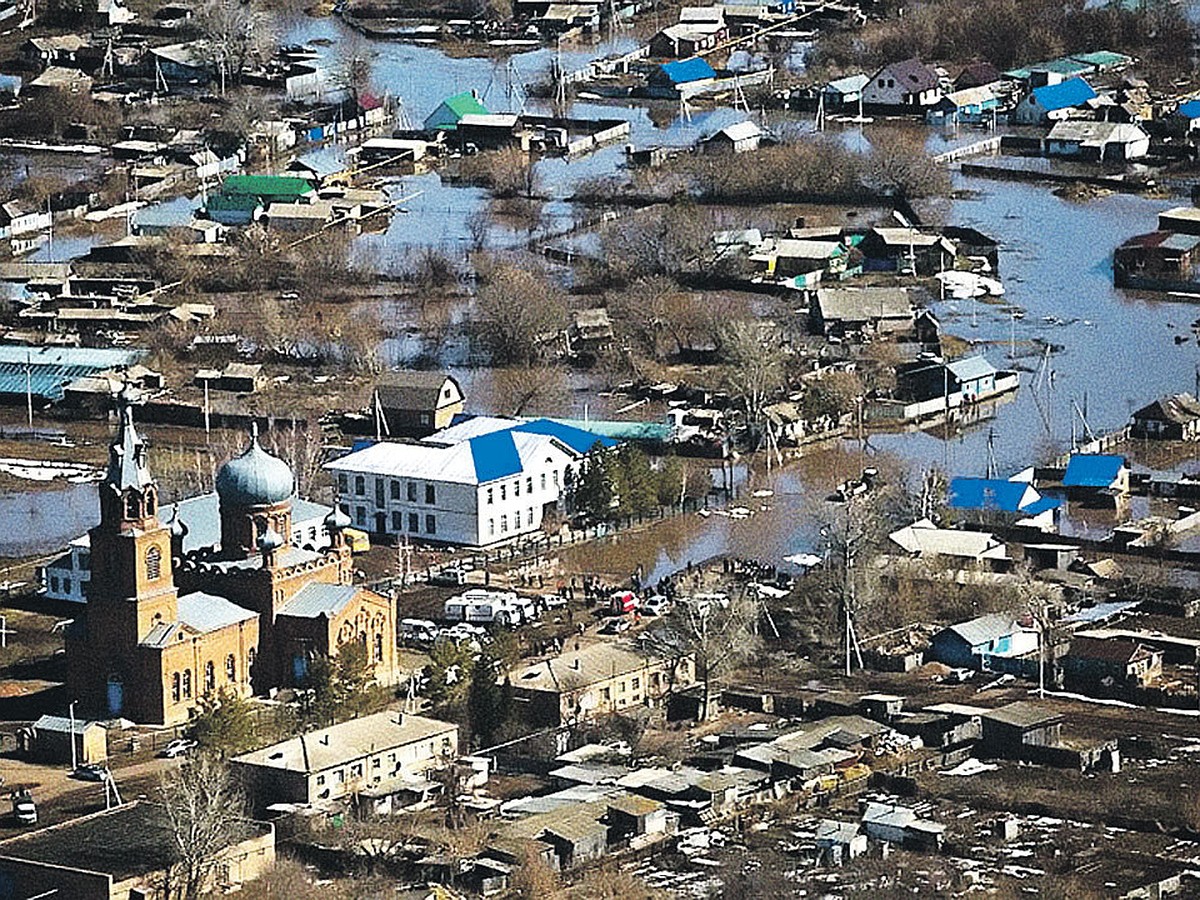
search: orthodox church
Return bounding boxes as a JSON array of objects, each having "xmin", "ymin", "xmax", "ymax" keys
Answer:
[{"xmin": 67, "ymin": 400, "xmax": 397, "ymax": 726}]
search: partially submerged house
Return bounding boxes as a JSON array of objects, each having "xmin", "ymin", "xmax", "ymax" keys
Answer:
[
  {"xmin": 809, "ymin": 286, "xmax": 913, "ymax": 337},
  {"xmin": 647, "ymin": 57, "xmax": 717, "ymax": 97},
  {"xmin": 1061, "ymin": 453, "xmax": 1129, "ymax": 502},
  {"xmin": 888, "ymin": 518, "xmax": 1010, "ymax": 568},
  {"xmin": 926, "ymin": 85, "xmax": 999, "ymax": 125},
  {"xmin": 1114, "ymin": 231, "xmax": 1200, "ymax": 291},
  {"xmin": 424, "ymin": 90, "xmax": 489, "ymax": 131},
  {"xmin": 862, "ymin": 58, "xmax": 942, "ymax": 108},
  {"xmin": 1045, "ymin": 120, "xmax": 1149, "ymax": 162},
  {"xmin": 928, "ymin": 613, "xmax": 1039, "ymax": 672},
  {"xmin": 1011, "ymin": 77, "xmax": 1097, "ymax": 125},
  {"xmin": 699, "ymin": 120, "xmax": 764, "ymax": 154},
  {"xmin": 1130, "ymin": 393, "xmax": 1200, "ymax": 440},
  {"xmin": 948, "ymin": 476, "xmax": 1060, "ymax": 525}
]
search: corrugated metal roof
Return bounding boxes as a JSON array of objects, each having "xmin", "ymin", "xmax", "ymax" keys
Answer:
[
  {"xmin": 278, "ymin": 582, "xmax": 357, "ymax": 619},
  {"xmin": 949, "ymin": 477, "xmax": 1036, "ymax": 513},
  {"xmin": 943, "ymin": 612, "xmax": 1026, "ymax": 648},
  {"xmin": 658, "ymin": 57, "xmax": 716, "ymax": 84},
  {"xmin": 0, "ymin": 346, "xmax": 143, "ymax": 400},
  {"xmin": 178, "ymin": 591, "xmax": 256, "ymax": 633},
  {"xmin": 1062, "ymin": 453, "xmax": 1125, "ymax": 488},
  {"xmin": 33, "ymin": 714, "xmax": 100, "ymax": 734},
  {"xmin": 946, "ymin": 355, "xmax": 997, "ymax": 382},
  {"xmin": 1029, "ymin": 77, "xmax": 1096, "ymax": 112},
  {"xmin": 470, "ymin": 429, "xmax": 523, "ymax": 483}
]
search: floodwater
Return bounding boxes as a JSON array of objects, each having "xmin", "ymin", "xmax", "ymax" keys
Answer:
[{"xmin": 0, "ymin": 481, "xmax": 98, "ymax": 558}]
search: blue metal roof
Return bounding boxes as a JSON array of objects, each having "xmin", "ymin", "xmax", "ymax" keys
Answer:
[
  {"xmin": 1030, "ymin": 77, "xmax": 1096, "ymax": 112},
  {"xmin": 513, "ymin": 419, "xmax": 617, "ymax": 455},
  {"xmin": 1178, "ymin": 99, "xmax": 1200, "ymax": 120},
  {"xmin": 0, "ymin": 346, "xmax": 143, "ymax": 400},
  {"xmin": 659, "ymin": 57, "xmax": 716, "ymax": 84},
  {"xmin": 1062, "ymin": 453, "xmax": 1124, "ymax": 488},
  {"xmin": 469, "ymin": 429, "xmax": 523, "ymax": 483},
  {"xmin": 948, "ymin": 477, "xmax": 1029, "ymax": 513}
]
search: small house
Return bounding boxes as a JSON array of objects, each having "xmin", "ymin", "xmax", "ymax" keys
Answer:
[
  {"xmin": 606, "ymin": 794, "xmax": 670, "ymax": 840},
  {"xmin": 566, "ymin": 308, "xmax": 614, "ymax": 353},
  {"xmin": 1158, "ymin": 207, "xmax": 1200, "ymax": 236},
  {"xmin": 455, "ymin": 113, "xmax": 520, "ymax": 150},
  {"xmin": 534, "ymin": 4, "xmax": 601, "ymax": 34},
  {"xmin": 1114, "ymin": 232, "xmax": 1200, "ymax": 289},
  {"xmin": 204, "ymin": 193, "xmax": 262, "ymax": 226},
  {"xmin": 857, "ymin": 227, "xmax": 955, "ymax": 275},
  {"xmin": 926, "ymin": 85, "xmax": 999, "ymax": 125},
  {"xmin": 1130, "ymin": 393, "xmax": 1200, "ymax": 440},
  {"xmin": 649, "ymin": 22, "xmax": 724, "ymax": 58},
  {"xmin": 0, "ymin": 201, "xmax": 52, "ymax": 239},
  {"xmin": 195, "ymin": 362, "xmax": 264, "ymax": 394},
  {"xmin": 374, "ymin": 371, "xmax": 465, "ymax": 437},
  {"xmin": 1045, "ymin": 120, "xmax": 1149, "ymax": 162},
  {"xmin": 954, "ymin": 61, "xmax": 1002, "ymax": 90},
  {"xmin": 22, "ymin": 35, "xmax": 86, "ymax": 68},
  {"xmin": 895, "ymin": 355, "xmax": 1002, "ymax": 404},
  {"xmin": 979, "ymin": 701, "xmax": 1063, "ymax": 755},
  {"xmin": 1010, "ymin": 77, "xmax": 1097, "ymax": 125},
  {"xmin": 1166, "ymin": 98, "xmax": 1200, "ymax": 136},
  {"xmin": 822, "ymin": 73, "xmax": 869, "ymax": 108},
  {"xmin": 929, "ymin": 613, "xmax": 1039, "ymax": 671},
  {"xmin": 948, "ymin": 476, "xmax": 1059, "ymax": 523},
  {"xmin": 423, "ymin": 90, "xmax": 489, "ymax": 131},
  {"xmin": 862, "ymin": 58, "xmax": 942, "ymax": 108},
  {"xmin": 1061, "ymin": 453, "xmax": 1129, "ymax": 501},
  {"xmin": 220, "ymin": 174, "xmax": 316, "ymax": 206},
  {"xmin": 861, "ymin": 802, "xmax": 945, "ymax": 850},
  {"xmin": 815, "ymin": 819, "xmax": 866, "ymax": 865},
  {"xmin": 150, "ymin": 42, "xmax": 213, "ymax": 84},
  {"xmin": 24, "ymin": 715, "xmax": 107, "ymax": 764},
  {"xmin": 265, "ymin": 199, "xmax": 335, "ymax": 232},
  {"xmin": 285, "ymin": 153, "xmax": 349, "ymax": 187},
  {"xmin": 810, "ymin": 286, "xmax": 913, "ymax": 337},
  {"xmin": 647, "ymin": 57, "xmax": 717, "ymax": 95},
  {"xmin": 888, "ymin": 518, "xmax": 1010, "ymax": 568},
  {"xmin": 1063, "ymin": 636, "xmax": 1163, "ymax": 689},
  {"xmin": 699, "ymin": 120, "xmax": 764, "ymax": 154}
]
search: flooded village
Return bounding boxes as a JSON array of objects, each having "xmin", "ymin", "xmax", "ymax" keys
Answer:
[{"xmin": 2, "ymin": 0, "xmax": 1200, "ymax": 896}]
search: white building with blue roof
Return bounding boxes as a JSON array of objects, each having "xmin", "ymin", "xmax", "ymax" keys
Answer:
[{"xmin": 326, "ymin": 417, "xmax": 616, "ymax": 547}]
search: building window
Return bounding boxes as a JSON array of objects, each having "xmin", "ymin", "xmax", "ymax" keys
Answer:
[
  {"xmin": 375, "ymin": 478, "xmax": 385, "ymax": 508},
  {"xmin": 356, "ymin": 507, "xmax": 366, "ymax": 527},
  {"xmin": 619, "ymin": 681, "xmax": 626, "ymax": 693},
  {"xmin": 487, "ymin": 487, "xmax": 493, "ymax": 505},
  {"xmin": 78, "ymin": 551, "xmax": 90, "ymax": 569},
  {"xmin": 552, "ymin": 470, "xmax": 559, "ymax": 487},
  {"xmin": 374, "ymin": 632, "xmax": 383, "ymax": 662},
  {"xmin": 514, "ymin": 510, "xmax": 521, "ymax": 529},
  {"xmin": 425, "ymin": 484, "xmax": 436, "ymax": 504},
  {"xmin": 373, "ymin": 757, "xmax": 381, "ymax": 768},
  {"xmin": 500, "ymin": 515, "xmax": 508, "ymax": 533},
  {"xmin": 182, "ymin": 669, "xmax": 192, "ymax": 700},
  {"xmin": 204, "ymin": 660, "xmax": 215, "ymax": 693},
  {"xmin": 528, "ymin": 508, "xmax": 534, "ymax": 527},
  {"xmin": 632, "ymin": 677, "xmax": 640, "ymax": 689},
  {"xmin": 316, "ymin": 774, "xmax": 325, "ymax": 786},
  {"xmin": 601, "ymin": 687, "xmax": 610, "ymax": 700},
  {"xmin": 248, "ymin": 647, "xmax": 256, "ymax": 674},
  {"xmin": 335, "ymin": 770, "xmax": 344, "ymax": 783},
  {"xmin": 351, "ymin": 763, "xmax": 362, "ymax": 778},
  {"xmin": 50, "ymin": 575, "xmax": 59, "ymax": 593},
  {"xmin": 354, "ymin": 475, "xmax": 365, "ymax": 496},
  {"xmin": 64, "ymin": 578, "xmax": 72, "ymax": 595},
  {"xmin": 390, "ymin": 480, "xmax": 400, "ymax": 500},
  {"xmin": 527, "ymin": 477, "xmax": 533, "ymax": 494},
  {"xmin": 488, "ymin": 519, "xmax": 495, "ymax": 537},
  {"xmin": 172, "ymin": 672, "xmax": 181, "ymax": 702},
  {"xmin": 145, "ymin": 545, "xmax": 162, "ymax": 581},
  {"xmin": 425, "ymin": 514, "xmax": 436, "ymax": 534},
  {"xmin": 500, "ymin": 484, "xmax": 506, "ymax": 502},
  {"xmin": 541, "ymin": 473, "xmax": 546, "ymax": 491},
  {"xmin": 338, "ymin": 473, "xmax": 348, "ymax": 493},
  {"xmin": 226, "ymin": 654, "xmax": 236, "ymax": 682},
  {"xmin": 392, "ymin": 511, "xmax": 402, "ymax": 531},
  {"xmin": 408, "ymin": 513, "xmax": 418, "ymax": 532},
  {"xmin": 514, "ymin": 479, "xmax": 520, "ymax": 497}
]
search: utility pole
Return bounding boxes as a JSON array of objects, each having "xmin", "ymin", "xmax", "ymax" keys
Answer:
[
  {"xmin": 25, "ymin": 350, "xmax": 33, "ymax": 427},
  {"xmin": 68, "ymin": 701, "xmax": 77, "ymax": 771}
]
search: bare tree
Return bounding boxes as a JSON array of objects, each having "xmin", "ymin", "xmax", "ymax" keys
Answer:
[
  {"xmin": 645, "ymin": 594, "xmax": 762, "ymax": 721},
  {"xmin": 491, "ymin": 362, "xmax": 569, "ymax": 416},
  {"xmin": 721, "ymin": 320, "xmax": 786, "ymax": 450},
  {"xmin": 474, "ymin": 260, "xmax": 566, "ymax": 365},
  {"xmin": 159, "ymin": 754, "xmax": 249, "ymax": 900}
]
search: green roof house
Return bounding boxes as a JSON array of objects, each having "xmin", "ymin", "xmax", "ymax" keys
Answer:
[
  {"xmin": 423, "ymin": 90, "xmax": 489, "ymax": 131},
  {"xmin": 220, "ymin": 174, "xmax": 316, "ymax": 204},
  {"xmin": 205, "ymin": 193, "xmax": 263, "ymax": 226}
]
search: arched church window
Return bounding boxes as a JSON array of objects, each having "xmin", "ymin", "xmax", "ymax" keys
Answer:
[
  {"xmin": 182, "ymin": 668, "xmax": 192, "ymax": 699},
  {"xmin": 226, "ymin": 654, "xmax": 236, "ymax": 682},
  {"xmin": 204, "ymin": 660, "xmax": 215, "ymax": 693},
  {"xmin": 374, "ymin": 632, "xmax": 384, "ymax": 663},
  {"xmin": 145, "ymin": 545, "xmax": 162, "ymax": 581},
  {"xmin": 146, "ymin": 490, "xmax": 156, "ymax": 517},
  {"xmin": 247, "ymin": 647, "xmax": 256, "ymax": 675},
  {"xmin": 172, "ymin": 672, "xmax": 181, "ymax": 703}
]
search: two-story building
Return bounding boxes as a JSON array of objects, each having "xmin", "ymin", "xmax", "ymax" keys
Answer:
[
  {"xmin": 325, "ymin": 417, "xmax": 616, "ymax": 547},
  {"xmin": 231, "ymin": 710, "xmax": 458, "ymax": 813}
]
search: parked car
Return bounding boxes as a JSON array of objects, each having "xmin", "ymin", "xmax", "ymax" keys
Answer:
[
  {"xmin": 71, "ymin": 763, "xmax": 109, "ymax": 782},
  {"xmin": 430, "ymin": 567, "xmax": 468, "ymax": 587},
  {"xmin": 400, "ymin": 618, "xmax": 439, "ymax": 646},
  {"xmin": 160, "ymin": 738, "xmax": 197, "ymax": 759},
  {"xmin": 641, "ymin": 595, "xmax": 671, "ymax": 616},
  {"xmin": 600, "ymin": 617, "xmax": 631, "ymax": 635},
  {"xmin": 541, "ymin": 593, "xmax": 569, "ymax": 611},
  {"xmin": 11, "ymin": 792, "xmax": 36, "ymax": 825}
]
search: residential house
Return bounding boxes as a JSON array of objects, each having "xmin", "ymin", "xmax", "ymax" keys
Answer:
[
  {"xmin": 40, "ymin": 491, "xmax": 333, "ymax": 603},
  {"xmin": 150, "ymin": 42, "xmax": 213, "ymax": 84},
  {"xmin": 1158, "ymin": 207, "xmax": 1200, "ymax": 236},
  {"xmin": 1063, "ymin": 636, "xmax": 1163, "ymax": 689},
  {"xmin": 928, "ymin": 613, "xmax": 1039, "ymax": 671},
  {"xmin": 0, "ymin": 201, "xmax": 52, "ymax": 239},
  {"xmin": 507, "ymin": 641, "xmax": 694, "ymax": 727},
  {"xmin": 220, "ymin": 174, "xmax": 316, "ymax": 206},
  {"xmin": 1130, "ymin": 393, "xmax": 1200, "ymax": 440},
  {"xmin": 374, "ymin": 371, "xmax": 465, "ymax": 437},
  {"xmin": 1166, "ymin": 98, "xmax": 1200, "ymax": 137},
  {"xmin": 809, "ymin": 286, "xmax": 913, "ymax": 337},
  {"xmin": 862, "ymin": 58, "xmax": 942, "ymax": 109},
  {"xmin": 534, "ymin": 3, "xmax": 601, "ymax": 34},
  {"xmin": 566, "ymin": 308, "xmax": 614, "ymax": 354},
  {"xmin": 860, "ymin": 802, "xmax": 946, "ymax": 850},
  {"xmin": 1114, "ymin": 232, "xmax": 1200, "ymax": 289},
  {"xmin": 815, "ymin": 819, "xmax": 867, "ymax": 865},
  {"xmin": 979, "ymin": 701, "xmax": 1064, "ymax": 755},
  {"xmin": 888, "ymin": 518, "xmax": 1010, "ymax": 568},
  {"xmin": 926, "ymin": 85, "xmax": 999, "ymax": 125},
  {"xmin": 285, "ymin": 152, "xmax": 349, "ymax": 187},
  {"xmin": 953, "ymin": 61, "xmax": 1003, "ymax": 90},
  {"xmin": 265, "ymin": 199, "xmax": 335, "ymax": 231},
  {"xmin": 23, "ymin": 715, "xmax": 107, "ymax": 765},
  {"xmin": 753, "ymin": 237, "xmax": 856, "ymax": 287},
  {"xmin": 22, "ymin": 35, "xmax": 86, "ymax": 69},
  {"xmin": 231, "ymin": 711, "xmax": 458, "ymax": 813},
  {"xmin": 454, "ymin": 113, "xmax": 520, "ymax": 150},
  {"xmin": 0, "ymin": 801, "xmax": 274, "ymax": 900},
  {"xmin": 857, "ymin": 227, "xmax": 955, "ymax": 274},
  {"xmin": 649, "ymin": 16, "xmax": 725, "ymax": 59},
  {"xmin": 606, "ymin": 793, "xmax": 671, "ymax": 842},
  {"xmin": 27, "ymin": 66, "xmax": 91, "ymax": 93},
  {"xmin": 1061, "ymin": 453, "xmax": 1130, "ymax": 501},
  {"xmin": 1005, "ymin": 56, "xmax": 1093, "ymax": 88},
  {"xmin": 195, "ymin": 362, "xmax": 264, "ymax": 393},
  {"xmin": 94, "ymin": 0, "xmax": 135, "ymax": 26},
  {"xmin": 699, "ymin": 120, "xmax": 764, "ymax": 154},
  {"xmin": 1010, "ymin": 77, "xmax": 1097, "ymax": 125},
  {"xmin": 1045, "ymin": 120, "xmax": 1149, "ymax": 162},
  {"xmin": 948, "ymin": 476, "xmax": 1060, "ymax": 525},
  {"xmin": 821, "ymin": 73, "xmax": 869, "ymax": 109},
  {"xmin": 325, "ymin": 417, "xmax": 616, "ymax": 545},
  {"xmin": 941, "ymin": 225, "xmax": 1000, "ymax": 272},
  {"xmin": 204, "ymin": 193, "xmax": 262, "ymax": 226},
  {"xmin": 647, "ymin": 57, "xmax": 717, "ymax": 96},
  {"xmin": 895, "ymin": 355, "xmax": 1005, "ymax": 404},
  {"xmin": 424, "ymin": 90, "xmax": 489, "ymax": 131}
]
